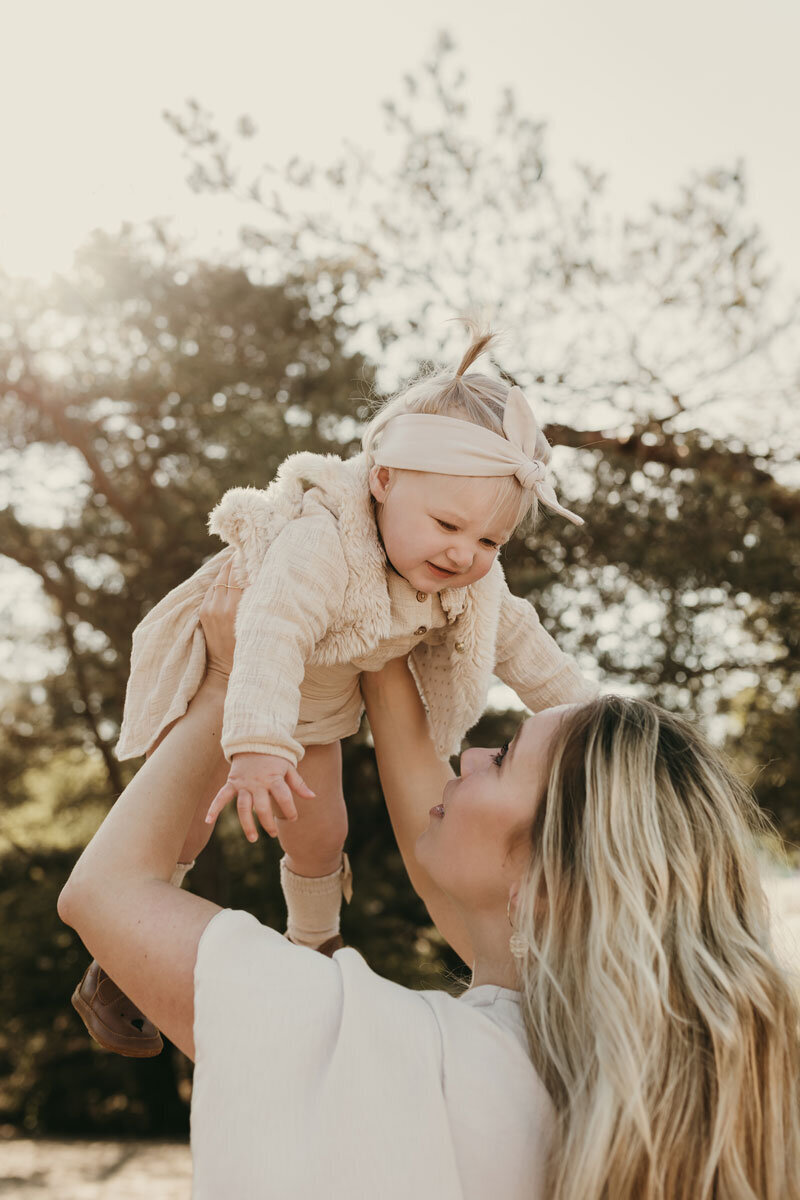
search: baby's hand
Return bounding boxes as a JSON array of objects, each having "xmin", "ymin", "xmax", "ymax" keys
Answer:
[{"xmin": 205, "ymin": 752, "xmax": 315, "ymax": 841}]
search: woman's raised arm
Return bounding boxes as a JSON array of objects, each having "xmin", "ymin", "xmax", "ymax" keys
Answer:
[
  {"xmin": 56, "ymin": 560, "xmax": 246, "ymax": 1059},
  {"xmin": 361, "ymin": 659, "xmax": 474, "ymax": 965}
]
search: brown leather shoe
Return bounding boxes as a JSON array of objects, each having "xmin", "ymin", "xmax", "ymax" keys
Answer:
[
  {"xmin": 284, "ymin": 932, "xmax": 344, "ymax": 956},
  {"xmin": 316, "ymin": 934, "xmax": 344, "ymax": 957},
  {"xmin": 71, "ymin": 960, "xmax": 163, "ymax": 1058}
]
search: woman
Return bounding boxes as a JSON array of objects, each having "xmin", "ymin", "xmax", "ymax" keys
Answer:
[{"xmin": 58, "ymin": 559, "xmax": 800, "ymax": 1198}]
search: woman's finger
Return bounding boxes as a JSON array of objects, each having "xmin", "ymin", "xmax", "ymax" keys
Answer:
[
  {"xmin": 286, "ymin": 766, "xmax": 316, "ymax": 800},
  {"xmin": 200, "ymin": 562, "xmax": 228, "ymax": 614},
  {"xmin": 236, "ymin": 788, "xmax": 259, "ymax": 842},
  {"xmin": 205, "ymin": 782, "xmax": 237, "ymax": 824},
  {"xmin": 228, "ymin": 552, "xmax": 245, "ymax": 589}
]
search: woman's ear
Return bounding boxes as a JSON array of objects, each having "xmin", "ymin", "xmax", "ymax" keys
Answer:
[{"xmin": 368, "ymin": 464, "xmax": 392, "ymax": 503}]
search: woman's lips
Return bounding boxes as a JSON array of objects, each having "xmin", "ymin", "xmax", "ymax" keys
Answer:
[
  {"xmin": 426, "ymin": 562, "xmax": 455, "ymax": 579},
  {"xmin": 429, "ymin": 804, "xmax": 445, "ymax": 818}
]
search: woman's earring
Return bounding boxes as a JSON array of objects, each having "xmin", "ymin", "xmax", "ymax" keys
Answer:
[
  {"xmin": 509, "ymin": 931, "xmax": 528, "ymax": 959},
  {"xmin": 507, "ymin": 897, "xmax": 527, "ymax": 959}
]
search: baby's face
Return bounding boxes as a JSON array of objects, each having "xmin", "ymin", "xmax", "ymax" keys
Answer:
[{"xmin": 369, "ymin": 467, "xmax": 517, "ymax": 593}]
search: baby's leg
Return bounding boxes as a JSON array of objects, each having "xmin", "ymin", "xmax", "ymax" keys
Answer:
[
  {"xmin": 277, "ymin": 741, "xmax": 348, "ymax": 877},
  {"xmin": 276, "ymin": 741, "xmax": 351, "ymax": 951}
]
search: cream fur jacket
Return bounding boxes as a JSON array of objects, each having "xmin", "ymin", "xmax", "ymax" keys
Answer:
[{"xmin": 116, "ymin": 450, "xmax": 596, "ymax": 764}]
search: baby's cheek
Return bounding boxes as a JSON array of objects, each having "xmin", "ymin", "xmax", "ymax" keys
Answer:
[{"xmin": 467, "ymin": 557, "xmax": 496, "ymax": 584}]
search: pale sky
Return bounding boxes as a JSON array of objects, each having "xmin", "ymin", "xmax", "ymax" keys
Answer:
[
  {"xmin": 1, "ymin": 0, "xmax": 798, "ymax": 713},
  {"xmin": 1, "ymin": 0, "xmax": 799, "ymax": 286}
]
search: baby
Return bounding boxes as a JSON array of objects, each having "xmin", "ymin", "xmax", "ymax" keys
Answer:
[{"xmin": 71, "ymin": 328, "xmax": 596, "ymax": 1057}]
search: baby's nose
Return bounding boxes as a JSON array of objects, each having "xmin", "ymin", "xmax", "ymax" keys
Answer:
[{"xmin": 447, "ymin": 543, "xmax": 474, "ymax": 569}]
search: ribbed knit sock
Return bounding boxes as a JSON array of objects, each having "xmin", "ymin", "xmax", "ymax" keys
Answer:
[
  {"xmin": 280, "ymin": 853, "xmax": 353, "ymax": 950},
  {"xmin": 170, "ymin": 860, "xmax": 195, "ymax": 889}
]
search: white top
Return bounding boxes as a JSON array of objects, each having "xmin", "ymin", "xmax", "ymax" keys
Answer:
[{"xmin": 191, "ymin": 909, "xmax": 555, "ymax": 1200}]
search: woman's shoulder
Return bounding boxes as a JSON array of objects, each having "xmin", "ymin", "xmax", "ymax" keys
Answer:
[
  {"xmin": 196, "ymin": 909, "xmax": 536, "ymax": 1059},
  {"xmin": 195, "ymin": 908, "xmax": 443, "ymax": 1035},
  {"xmin": 193, "ymin": 911, "xmax": 554, "ymax": 1200},
  {"xmin": 420, "ymin": 983, "xmax": 538, "ymax": 1074},
  {"xmin": 192, "ymin": 910, "xmax": 473, "ymax": 1199}
]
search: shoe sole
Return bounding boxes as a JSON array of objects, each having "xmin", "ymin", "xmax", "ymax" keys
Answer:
[{"xmin": 71, "ymin": 985, "xmax": 164, "ymax": 1058}]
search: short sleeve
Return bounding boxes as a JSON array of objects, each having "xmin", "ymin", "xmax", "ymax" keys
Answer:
[
  {"xmin": 193, "ymin": 908, "xmax": 346, "ymax": 1070},
  {"xmin": 190, "ymin": 909, "xmax": 464, "ymax": 1199}
]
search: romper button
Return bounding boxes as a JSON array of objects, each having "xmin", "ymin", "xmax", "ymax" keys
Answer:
[
  {"xmin": 454, "ymin": 641, "xmax": 465, "ymax": 652},
  {"xmin": 416, "ymin": 590, "xmax": 426, "ymax": 602},
  {"xmin": 415, "ymin": 625, "xmax": 428, "ymax": 636}
]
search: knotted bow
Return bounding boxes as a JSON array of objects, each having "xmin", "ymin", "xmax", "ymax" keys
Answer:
[
  {"xmin": 501, "ymin": 387, "xmax": 583, "ymax": 525},
  {"xmin": 371, "ymin": 386, "xmax": 584, "ymax": 526}
]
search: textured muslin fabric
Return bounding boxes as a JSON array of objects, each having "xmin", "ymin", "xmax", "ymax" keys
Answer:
[
  {"xmin": 116, "ymin": 451, "xmax": 597, "ymax": 766},
  {"xmin": 191, "ymin": 908, "xmax": 555, "ymax": 1200}
]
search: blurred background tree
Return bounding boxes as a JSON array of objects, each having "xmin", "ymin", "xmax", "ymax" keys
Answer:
[{"xmin": 1, "ymin": 36, "xmax": 797, "ymax": 1135}]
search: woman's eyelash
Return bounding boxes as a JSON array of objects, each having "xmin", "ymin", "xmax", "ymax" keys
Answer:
[{"xmin": 492, "ymin": 741, "xmax": 510, "ymax": 767}]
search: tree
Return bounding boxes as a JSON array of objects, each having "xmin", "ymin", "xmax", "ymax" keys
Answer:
[
  {"xmin": 2, "ymin": 34, "xmax": 798, "ymax": 1136},
  {"xmin": 164, "ymin": 33, "xmax": 799, "ymax": 832},
  {"xmin": 0, "ymin": 225, "xmax": 372, "ymax": 787},
  {"xmin": 0, "ymin": 227, "xmax": 386, "ymax": 1134}
]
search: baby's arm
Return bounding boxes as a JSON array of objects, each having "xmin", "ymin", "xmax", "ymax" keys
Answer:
[
  {"xmin": 212, "ymin": 512, "xmax": 349, "ymax": 837},
  {"xmin": 494, "ymin": 581, "xmax": 598, "ymax": 711}
]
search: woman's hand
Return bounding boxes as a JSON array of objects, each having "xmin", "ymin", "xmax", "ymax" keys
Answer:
[{"xmin": 198, "ymin": 553, "xmax": 244, "ymax": 678}]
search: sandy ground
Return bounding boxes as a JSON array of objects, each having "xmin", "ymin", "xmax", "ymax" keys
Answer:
[
  {"xmin": 0, "ymin": 1140, "xmax": 191, "ymax": 1199},
  {"xmin": 762, "ymin": 868, "xmax": 800, "ymax": 973},
  {"xmin": 2, "ymin": 873, "xmax": 798, "ymax": 1198}
]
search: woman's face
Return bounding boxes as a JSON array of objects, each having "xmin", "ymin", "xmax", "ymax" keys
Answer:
[{"xmin": 416, "ymin": 705, "xmax": 577, "ymax": 910}]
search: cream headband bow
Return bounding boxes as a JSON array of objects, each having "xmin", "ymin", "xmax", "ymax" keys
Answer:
[{"xmin": 373, "ymin": 386, "xmax": 583, "ymax": 526}]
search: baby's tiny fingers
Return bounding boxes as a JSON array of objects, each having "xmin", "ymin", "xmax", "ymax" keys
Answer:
[
  {"xmin": 270, "ymin": 778, "xmax": 298, "ymax": 823},
  {"xmin": 236, "ymin": 789, "xmax": 259, "ymax": 843},
  {"xmin": 205, "ymin": 782, "xmax": 237, "ymax": 824},
  {"xmin": 287, "ymin": 766, "xmax": 315, "ymax": 800},
  {"xmin": 252, "ymin": 787, "xmax": 278, "ymax": 838}
]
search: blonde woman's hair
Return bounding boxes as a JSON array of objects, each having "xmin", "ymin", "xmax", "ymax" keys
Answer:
[
  {"xmin": 362, "ymin": 322, "xmax": 551, "ymax": 531},
  {"xmin": 513, "ymin": 695, "xmax": 800, "ymax": 1200}
]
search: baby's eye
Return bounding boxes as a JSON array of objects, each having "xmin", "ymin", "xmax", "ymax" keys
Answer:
[
  {"xmin": 492, "ymin": 741, "xmax": 510, "ymax": 767},
  {"xmin": 480, "ymin": 539, "xmax": 498, "ymax": 549},
  {"xmin": 436, "ymin": 519, "xmax": 458, "ymax": 531}
]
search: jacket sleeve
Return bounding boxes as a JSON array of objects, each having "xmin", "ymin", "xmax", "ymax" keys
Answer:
[
  {"xmin": 220, "ymin": 511, "xmax": 349, "ymax": 764},
  {"xmin": 494, "ymin": 582, "xmax": 598, "ymax": 713}
]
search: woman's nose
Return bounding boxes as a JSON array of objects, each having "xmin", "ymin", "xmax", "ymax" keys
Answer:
[{"xmin": 459, "ymin": 747, "xmax": 491, "ymax": 776}]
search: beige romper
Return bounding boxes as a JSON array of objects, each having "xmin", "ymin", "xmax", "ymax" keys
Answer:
[{"xmin": 296, "ymin": 566, "xmax": 448, "ymax": 746}]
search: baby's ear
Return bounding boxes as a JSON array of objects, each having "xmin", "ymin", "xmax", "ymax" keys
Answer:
[{"xmin": 368, "ymin": 464, "xmax": 392, "ymax": 503}]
